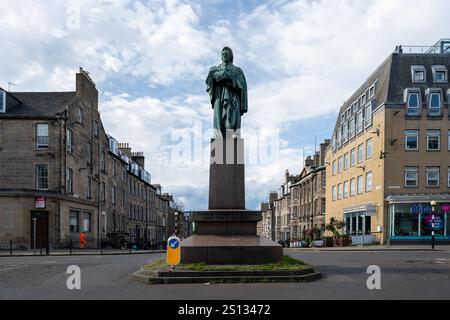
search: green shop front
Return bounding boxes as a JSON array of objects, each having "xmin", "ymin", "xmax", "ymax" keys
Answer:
[{"xmin": 387, "ymin": 195, "xmax": 450, "ymax": 244}]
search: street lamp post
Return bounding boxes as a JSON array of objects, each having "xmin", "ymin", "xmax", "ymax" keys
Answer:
[
  {"xmin": 32, "ymin": 217, "xmax": 37, "ymax": 255},
  {"xmin": 174, "ymin": 211, "xmax": 179, "ymax": 237},
  {"xmin": 361, "ymin": 214, "xmax": 366, "ymax": 247},
  {"xmin": 431, "ymin": 201, "xmax": 436, "ymax": 251}
]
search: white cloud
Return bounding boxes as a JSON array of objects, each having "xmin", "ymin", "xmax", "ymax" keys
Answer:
[{"xmin": 2, "ymin": 0, "xmax": 450, "ymax": 209}]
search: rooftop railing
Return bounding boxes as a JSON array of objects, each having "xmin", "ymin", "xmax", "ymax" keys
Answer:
[{"xmin": 396, "ymin": 39, "xmax": 450, "ymax": 54}]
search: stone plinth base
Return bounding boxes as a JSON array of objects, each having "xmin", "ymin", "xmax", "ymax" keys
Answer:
[
  {"xmin": 193, "ymin": 210, "xmax": 261, "ymax": 236},
  {"xmin": 181, "ymin": 235, "xmax": 283, "ymax": 265},
  {"xmin": 209, "ymin": 137, "xmax": 245, "ymax": 210}
]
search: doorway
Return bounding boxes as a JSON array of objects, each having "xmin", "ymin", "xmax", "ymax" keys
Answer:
[{"xmin": 30, "ymin": 211, "xmax": 49, "ymax": 249}]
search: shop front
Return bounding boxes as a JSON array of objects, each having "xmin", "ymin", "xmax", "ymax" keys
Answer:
[
  {"xmin": 343, "ymin": 204, "xmax": 378, "ymax": 245},
  {"xmin": 387, "ymin": 195, "xmax": 450, "ymax": 244}
]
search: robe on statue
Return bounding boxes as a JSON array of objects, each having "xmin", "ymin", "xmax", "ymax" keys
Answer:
[{"xmin": 206, "ymin": 63, "xmax": 248, "ymax": 137}]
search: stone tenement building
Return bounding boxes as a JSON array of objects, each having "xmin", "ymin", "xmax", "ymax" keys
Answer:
[
  {"xmin": 273, "ymin": 170, "xmax": 299, "ymax": 243},
  {"xmin": 0, "ymin": 68, "xmax": 172, "ymax": 249},
  {"xmin": 260, "ymin": 141, "xmax": 329, "ymax": 245},
  {"xmin": 259, "ymin": 192, "xmax": 277, "ymax": 240},
  {"xmin": 289, "ymin": 140, "xmax": 330, "ymax": 242},
  {"xmin": 326, "ymin": 39, "xmax": 450, "ymax": 245}
]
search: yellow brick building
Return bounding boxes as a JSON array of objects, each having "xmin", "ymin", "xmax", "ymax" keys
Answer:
[{"xmin": 326, "ymin": 39, "xmax": 450, "ymax": 245}]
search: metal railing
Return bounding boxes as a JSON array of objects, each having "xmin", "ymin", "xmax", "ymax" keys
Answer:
[{"xmin": 0, "ymin": 235, "xmax": 165, "ymax": 257}]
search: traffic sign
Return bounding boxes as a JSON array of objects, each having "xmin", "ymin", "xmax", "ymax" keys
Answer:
[{"xmin": 166, "ymin": 236, "xmax": 181, "ymax": 267}]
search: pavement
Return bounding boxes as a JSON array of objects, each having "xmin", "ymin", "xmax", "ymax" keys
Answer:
[{"xmin": 0, "ymin": 249, "xmax": 449, "ymax": 300}]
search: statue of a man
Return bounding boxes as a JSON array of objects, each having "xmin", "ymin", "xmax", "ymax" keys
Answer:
[{"xmin": 206, "ymin": 47, "xmax": 248, "ymax": 138}]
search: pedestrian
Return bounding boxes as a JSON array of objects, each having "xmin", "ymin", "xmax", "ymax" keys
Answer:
[{"xmin": 80, "ymin": 232, "xmax": 86, "ymax": 249}]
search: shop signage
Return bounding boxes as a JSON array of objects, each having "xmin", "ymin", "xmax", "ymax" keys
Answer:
[
  {"xmin": 426, "ymin": 214, "xmax": 444, "ymax": 230},
  {"xmin": 35, "ymin": 197, "xmax": 46, "ymax": 209},
  {"xmin": 441, "ymin": 203, "xmax": 450, "ymax": 213},
  {"xmin": 410, "ymin": 204, "xmax": 432, "ymax": 215}
]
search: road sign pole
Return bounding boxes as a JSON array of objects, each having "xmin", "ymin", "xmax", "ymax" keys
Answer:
[
  {"xmin": 432, "ymin": 214, "xmax": 435, "ymax": 251},
  {"xmin": 32, "ymin": 218, "xmax": 37, "ymax": 255}
]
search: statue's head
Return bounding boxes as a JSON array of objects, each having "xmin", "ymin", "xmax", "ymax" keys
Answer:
[{"xmin": 221, "ymin": 47, "xmax": 234, "ymax": 63}]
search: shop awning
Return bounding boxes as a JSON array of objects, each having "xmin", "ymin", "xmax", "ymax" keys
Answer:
[
  {"xmin": 385, "ymin": 194, "xmax": 450, "ymax": 204},
  {"xmin": 343, "ymin": 204, "xmax": 377, "ymax": 216}
]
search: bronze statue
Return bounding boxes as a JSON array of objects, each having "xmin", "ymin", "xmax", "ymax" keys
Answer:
[{"xmin": 206, "ymin": 47, "xmax": 248, "ymax": 138}]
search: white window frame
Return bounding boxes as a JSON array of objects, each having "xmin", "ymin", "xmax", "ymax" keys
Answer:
[
  {"xmin": 358, "ymin": 144, "xmax": 364, "ymax": 163},
  {"xmin": 344, "ymin": 153, "xmax": 349, "ymax": 171},
  {"xmin": 411, "ymin": 65, "xmax": 426, "ymax": 83},
  {"xmin": 332, "ymin": 160, "xmax": 337, "ymax": 176},
  {"xmin": 448, "ymin": 130, "xmax": 450, "ymax": 151},
  {"xmin": 365, "ymin": 172, "xmax": 373, "ymax": 192},
  {"xmin": 35, "ymin": 164, "xmax": 49, "ymax": 190},
  {"xmin": 356, "ymin": 111, "xmax": 363, "ymax": 133},
  {"xmin": 82, "ymin": 212, "xmax": 91, "ymax": 233},
  {"xmin": 337, "ymin": 184, "xmax": 342, "ymax": 200},
  {"xmin": 366, "ymin": 139, "xmax": 373, "ymax": 159},
  {"xmin": 336, "ymin": 128, "xmax": 342, "ymax": 148},
  {"xmin": 405, "ymin": 130, "xmax": 419, "ymax": 151},
  {"xmin": 36, "ymin": 123, "xmax": 49, "ymax": 149},
  {"xmin": 404, "ymin": 167, "xmax": 419, "ymax": 187},
  {"xmin": 369, "ymin": 85, "xmax": 375, "ymax": 98},
  {"xmin": 357, "ymin": 175, "xmax": 364, "ymax": 194},
  {"xmin": 343, "ymin": 181, "xmax": 349, "ymax": 199},
  {"xmin": 448, "ymin": 167, "xmax": 450, "ymax": 188},
  {"xmin": 427, "ymin": 90, "xmax": 442, "ymax": 116},
  {"xmin": 0, "ymin": 90, "xmax": 5, "ymax": 113},
  {"xmin": 364, "ymin": 104, "xmax": 372, "ymax": 128},
  {"xmin": 349, "ymin": 116, "xmax": 355, "ymax": 138},
  {"xmin": 338, "ymin": 157, "xmax": 343, "ymax": 174},
  {"xmin": 427, "ymin": 130, "xmax": 440, "ymax": 151},
  {"xmin": 426, "ymin": 167, "xmax": 440, "ymax": 187},
  {"xmin": 350, "ymin": 178, "xmax": 356, "ymax": 197},
  {"xmin": 66, "ymin": 128, "xmax": 73, "ymax": 153},
  {"xmin": 350, "ymin": 149, "xmax": 356, "ymax": 167},
  {"xmin": 432, "ymin": 65, "xmax": 448, "ymax": 83},
  {"xmin": 342, "ymin": 122, "xmax": 348, "ymax": 144},
  {"xmin": 406, "ymin": 92, "xmax": 421, "ymax": 116}
]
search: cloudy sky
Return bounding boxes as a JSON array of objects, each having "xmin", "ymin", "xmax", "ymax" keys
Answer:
[{"xmin": 1, "ymin": 0, "xmax": 449, "ymax": 210}]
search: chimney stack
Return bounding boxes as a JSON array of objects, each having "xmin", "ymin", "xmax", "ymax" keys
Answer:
[
  {"xmin": 304, "ymin": 155, "xmax": 314, "ymax": 167},
  {"xmin": 119, "ymin": 143, "xmax": 132, "ymax": 158},
  {"xmin": 132, "ymin": 151, "xmax": 145, "ymax": 168},
  {"xmin": 76, "ymin": 67, "xmax": 98, "ymax": 110}
]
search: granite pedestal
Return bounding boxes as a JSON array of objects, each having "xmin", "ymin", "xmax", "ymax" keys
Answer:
[{"xmin": 181, "ymin": 136, "xmax": 283, "ymax": 265}]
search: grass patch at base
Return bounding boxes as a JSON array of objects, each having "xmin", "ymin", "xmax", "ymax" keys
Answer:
[{"xmin": 144, "ymin": 255, "xmax": 309, "ymax": 272}]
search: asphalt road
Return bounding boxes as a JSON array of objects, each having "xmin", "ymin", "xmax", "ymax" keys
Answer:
[{"xmin": 0, "ymin": 250, "xmax": 449, "ymax": 300}]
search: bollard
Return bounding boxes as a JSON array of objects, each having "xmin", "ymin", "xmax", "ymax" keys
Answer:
[
  {"xmin": 100, "ymin": 238, "xmax": 103, "ymax": 255},
  {"xmin": 69, "ymin": 238, "xmax": 73, "ymax": 255},
  {"xmin": 10, "ymin": 240, "xmax": 13, "ymax": 256}
]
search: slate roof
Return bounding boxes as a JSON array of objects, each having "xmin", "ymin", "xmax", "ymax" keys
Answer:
[
  {"xmin": 0, "ymin": 91, "xmax": 76, "ymax": 118},
  {"xmin": 332, "ymin": 52, "xmax": 450, "ymax": 133}
]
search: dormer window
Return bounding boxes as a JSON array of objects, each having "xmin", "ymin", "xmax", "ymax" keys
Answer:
[
  {"xmin": 426, "ymin": 89, "xmax": 443, "ymax": 116},
  {"xmin": 411, "ymin": 65, "xmax": 426, "ymax": 83},
  {"xmin": 342, "ymin": 122, "xmax": 348, "ymax": 144},
  {"xmin": 432, "ymin": 65, "xmax": 447, "ymax": 83},
  {"xmin": 0, "ymin": 90, "xmax": 5, "ymax": 113},
  {"xmin": 369, "ymin": 85, "xmax": 375, "ymax": 98},
  {"xmin": 404, "ymin": 88, "xmax": 421, "ymax": 116},
  {"xmin": 352, "ymin": 101, "xmax": 358, "ymax": 113}
]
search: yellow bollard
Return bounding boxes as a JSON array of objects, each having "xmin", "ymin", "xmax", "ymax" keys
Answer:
[{"xmin": 166, "ymin": 236, "xmax": 181, "ymax": 267}]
